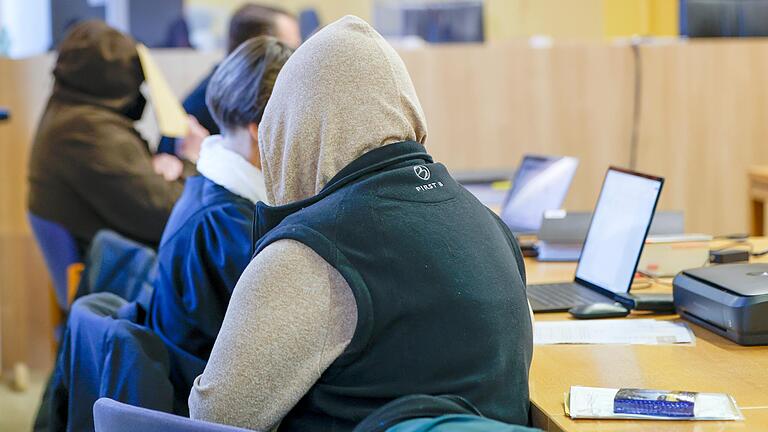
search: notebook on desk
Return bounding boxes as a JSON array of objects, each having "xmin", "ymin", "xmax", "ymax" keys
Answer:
[{"xmin": 527, "ymin": 167, "xmax": 664, "ymax": 312}]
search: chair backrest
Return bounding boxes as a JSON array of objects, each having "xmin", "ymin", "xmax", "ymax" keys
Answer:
[
  {"xmin": 299, "ymin": 8, "xmax": 321, "ymax": 42},
  {"xmin": 28, "ymin": 213, "xmax": 81, "ymax": 310},
  {"xmin": 93, "ymin": 398, "xmax": 252, "ymax": 432},
  {"xmin": 79, "ymin": 229, "xmax": 157, "ymax": 303}
]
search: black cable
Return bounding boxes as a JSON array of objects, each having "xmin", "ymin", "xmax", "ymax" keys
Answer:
[
  {"xmin": 635, "ymin": 271, "xmax": 673, "ymax": 287},
  {"xmin": 629, "ymin": 41, "xmax": 642, "ymax": 170},
  {"xmin": 713, "ymin": 233, "xmax": 750, "ymax": 241},
  {"xmin": 711, "ymin": 240, "xmax": 751, "ymax": 253},
  {"xmin": 708, "ymin": 239, "xmax": 768, "ymax": 258}
]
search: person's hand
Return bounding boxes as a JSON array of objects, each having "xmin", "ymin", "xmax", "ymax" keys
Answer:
[
  {"xmin": 178, "ymin": 115, "xmax": 209, "ymax": 163},
  {"xmin": 152, "ymin": 153, "xmax": 184, "ymax": 182}
]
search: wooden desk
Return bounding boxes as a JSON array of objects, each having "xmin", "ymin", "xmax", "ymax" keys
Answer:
[
  {"xmin": 749, "ymin": 167, "xmax": 768, "ymax": 236},
  {"xmin": 527, "ymin": 242, "xmax": 768, "ymax": 432}
]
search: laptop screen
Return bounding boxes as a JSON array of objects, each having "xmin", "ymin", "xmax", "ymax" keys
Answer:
[
  {"xmin": 500, "ymin": 155, "xmax": 579, "ymax": 233},
  {"xmin": 575, "ymin": 168, "xmax": 664, "ymax": 294}
]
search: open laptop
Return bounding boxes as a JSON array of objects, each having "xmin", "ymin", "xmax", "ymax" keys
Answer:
[
  {"xmin": 527, "ymin": 167, "xmax": 664, "ymax": 312},
  {"xmin": 455, "ymin": 169, "xmax": 516, "ymax": 208},
  {"xmin": 499, "ymin": 155, "xmax": 579, "ymax": 234}
]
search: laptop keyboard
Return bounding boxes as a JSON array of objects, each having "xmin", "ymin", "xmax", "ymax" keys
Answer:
[{"xmin": 527, "ymin": 282, "xmax": 611, "ymax": 312}]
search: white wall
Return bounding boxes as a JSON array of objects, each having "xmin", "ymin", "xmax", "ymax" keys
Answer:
[{"xmin": 0, "ymin": 0, "xmax": 52, "ymax": 58}]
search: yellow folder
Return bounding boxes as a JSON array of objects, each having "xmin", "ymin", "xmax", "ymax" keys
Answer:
[{"xmin": 136, "ymin": 44, "xmax": 188, "ymax": 138}]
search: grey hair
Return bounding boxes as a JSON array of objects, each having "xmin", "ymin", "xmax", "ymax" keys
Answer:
[{"xmin": 206, "ymin": 36, "xmax": 292, "ymax": 134}]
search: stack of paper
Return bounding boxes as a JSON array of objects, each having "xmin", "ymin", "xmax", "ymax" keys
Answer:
[
  {"xmin": 534, "ymin": 319, "xmax": 694, "ymax": 345},
  {"xmin": 136, "ymin": 44, "xmax": 188, "ymax": 138}
]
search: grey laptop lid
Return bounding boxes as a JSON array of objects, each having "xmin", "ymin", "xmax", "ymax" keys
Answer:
[{"xmin": 500, "ymin": 155, "xmax": 579, "ymax": 233}]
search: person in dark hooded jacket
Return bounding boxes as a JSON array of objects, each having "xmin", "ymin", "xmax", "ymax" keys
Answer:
[
  {"xmin": 156, "ymin": 3, "xmax": 300, "ymax": 155},
  {"xmin": 28, "ymin": 20, "xmax": 191, "ymax": 251}
]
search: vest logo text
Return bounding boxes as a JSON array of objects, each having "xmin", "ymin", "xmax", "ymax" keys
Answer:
[{"xmin": 416, "ymin": 181, "xmax": 444, "ymax": 192}]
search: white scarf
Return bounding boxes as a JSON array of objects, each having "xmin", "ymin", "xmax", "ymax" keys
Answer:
[{"xmin": 196, "ymin": 135, "xmax": 268, "ymax": 204}]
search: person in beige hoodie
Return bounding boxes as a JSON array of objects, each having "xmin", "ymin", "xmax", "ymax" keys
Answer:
[{"xmin": 189, "ymin": 15, "xmax": 533, "ymax": 432}]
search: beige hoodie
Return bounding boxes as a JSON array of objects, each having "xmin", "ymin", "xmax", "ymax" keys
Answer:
[{"xmin": 188, "ymin": 16, "xmax": 428, "ymax": 431}]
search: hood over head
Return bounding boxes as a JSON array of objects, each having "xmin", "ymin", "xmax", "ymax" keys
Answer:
[
  {"xmin": 258, "ymin": 15, "xmax": 427, "ymax": 206},
  {"xmin": 53, "ymin": 20, "xmax": 145, "ymax": 114}
]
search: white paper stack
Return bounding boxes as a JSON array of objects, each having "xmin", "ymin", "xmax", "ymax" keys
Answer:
[{"xmin": 534, "ymin": 319, "xmax": 695, "ymax": 345}]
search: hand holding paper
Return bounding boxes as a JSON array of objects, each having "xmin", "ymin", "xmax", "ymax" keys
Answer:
[
  {"xmin": 152, "ymin": 154, "xmax": 184, "ymax": 182},
  {"xmin": 178, "ymin": 115, "xmax": 209, "ymax": 163}
]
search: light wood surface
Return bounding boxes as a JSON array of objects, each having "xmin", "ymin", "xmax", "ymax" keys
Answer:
[
  {"xmin": 527, "ymin": 239, "xmax": 768, "ymax": 431},
  {"xmin": 749, "ymin": 166, "xmax": 768, "ymax": 236}
]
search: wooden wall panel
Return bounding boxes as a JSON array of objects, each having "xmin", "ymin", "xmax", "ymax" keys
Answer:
[
  {"xmin": 0, "ymin": 55, "xmax": 53, "ymax": 234},
  {"xmin": 0, "ymin": 55, "xmax": 57, "ymax": 373},
  {"xmin": 0, "ymin": 235, "xmax": 54, "ymax": 371},
  {"xmin": 401, "ymin": 39, "xmax": 768, "ymax": 233},
  {"xmin": 400, "ymin": 41, "xmax": 635, "ymax": 213},
  {"xmin": 4, "ymin": 40, "xmax": 768, "ymax": 369},
  {"xmin": 636, "ymin": 40, "xmax": 768, "ymax": 235}
]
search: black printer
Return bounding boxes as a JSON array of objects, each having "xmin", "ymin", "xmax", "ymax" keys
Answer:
[{"xmin": 673, "ymin": 263, "xmax": 768, "ymax": 345}]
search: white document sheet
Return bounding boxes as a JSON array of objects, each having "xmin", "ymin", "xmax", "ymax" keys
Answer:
[
  {"xmin": 534, "ymin": 319, "xmax": 694, "ymax": 345},
  {"xmin": 136, "ymin": 44, "xmax": 188, "ymax": 138}
]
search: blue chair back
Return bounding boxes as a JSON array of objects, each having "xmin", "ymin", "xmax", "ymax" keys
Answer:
[
  {"xmin": 93, "ymin": 398, "xmax": 252, "ymax": 432},
  {"xmin": 299, "ymin": 8, "xmax": 321, "ymax": 42},
  {"xmin": 28, "ymin": 213, "xmax": 81, "ymax": 310}
]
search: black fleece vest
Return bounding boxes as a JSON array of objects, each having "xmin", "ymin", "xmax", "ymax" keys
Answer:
[{"xmin": 254, "ymin": 142, "xmax": 533, "ymax": 432}]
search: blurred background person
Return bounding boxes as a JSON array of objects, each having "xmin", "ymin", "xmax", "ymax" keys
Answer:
[
  {"xmin": 157, "ymin": 3, "xmax": 301, "ymax": 155},
  {"xmin": 27, "ymin": 21, "xmax": 194, "ymax": 252}
]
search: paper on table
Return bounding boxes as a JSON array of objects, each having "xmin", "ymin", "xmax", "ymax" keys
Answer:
[
  {"xmin": 566, "ymin": 386, "xmax": 744, "ymax": 421},
  {"xmin": 534, "ymin": 319, "xmax": 694, "ymax": 345},
  {"xmin": 136, "ymin": 44, "xmax": 188, "ymax": 138}
]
